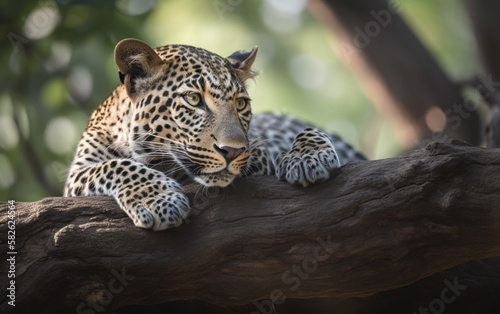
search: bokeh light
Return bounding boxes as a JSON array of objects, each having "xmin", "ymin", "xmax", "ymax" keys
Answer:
[
  {"xmin": 116, "ymin": 0, "xmax": 157, "ymax": 16},
  {"xmin": 44, "ymin": 117, "xmax": 77, "ymax": 155},
  {"xmin": 0, "ymin": 115, "xmax": 19, "ymax": 150},
  {"xmin": 67, "ymin": 66, "xmax": 93, "ymax": 103},
  {"xmin": 45, "ymin": 41, "xmax": 72, "ymax": 72},
  {"xmin": 261, "ymin": 0, "xmax": 306, "ymax": 33},
  {"xmin": 289, "ymin": 54, "xmax": 327, "ymax": 90},
  {"xmin": 0, "ymin": 154, "xmax": 16, "ymax": 189},
  {"xmin": 23, "ymin": 2, "xmax": 60, "ymax": 40}
]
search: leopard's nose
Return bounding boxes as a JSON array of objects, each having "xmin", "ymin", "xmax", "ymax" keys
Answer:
[{"xmin": 214, "ymin": 144, "xmax": 246, "ymax": 164}]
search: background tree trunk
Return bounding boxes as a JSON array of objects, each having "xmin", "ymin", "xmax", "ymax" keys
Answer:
[
  {"xmin": 308, "ymin": 0, "xmax": 481, "ymax": 147},
  {"xmin": 464, "ymin": 0, "xmax": 500, "ymax": 148},
  {"xmin": 464, "ymin": 0, "xmax": 500, "ymax": 82},
  {"xmin": 1, "ymin": 141, "xmax": 500, "ymax": 314}
]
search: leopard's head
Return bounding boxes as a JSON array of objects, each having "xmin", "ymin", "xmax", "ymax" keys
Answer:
[{"xmin": 115, "ymin": 39, "xmax": 258, "ymax": 187}]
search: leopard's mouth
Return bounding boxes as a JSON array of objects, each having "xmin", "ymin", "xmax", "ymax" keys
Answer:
[
  {"xmin": 194, "ymin": 170, "xmax": 238, "ymax": 187},
  {"xmin": 177, "ymin": 159, "xmax": 240, "ymax": 187}
]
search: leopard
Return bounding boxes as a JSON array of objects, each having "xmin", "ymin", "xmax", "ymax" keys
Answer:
[{"xmin": 64, "ymin": 38, "xmax": 365, "ymax": 231}]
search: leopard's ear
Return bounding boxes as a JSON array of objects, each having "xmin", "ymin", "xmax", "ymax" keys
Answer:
[
  {"xmin": 114, "ymin": 38, "xmax": 164, "ymax": 101},
  {"xmin": 227, "ymin": 46, "xmax": 258, "ymax": 82}
]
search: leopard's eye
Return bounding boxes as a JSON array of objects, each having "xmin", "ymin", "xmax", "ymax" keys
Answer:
[
  {"xmin": 235, "ymin": 98, "xmax": 248, "ymax": 111},
  {"xmin": 183, "ymin": 93, "xmax": 201, "ymax": 106}
]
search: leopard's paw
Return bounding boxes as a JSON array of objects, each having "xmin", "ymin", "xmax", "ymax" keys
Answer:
[
  {"xmin": 275, "ymin": 128, "xmax": 340, "ymax": 187},
  {"xmin": 117, "ymin": 178, "xmax": 190, "ymax": 231}
]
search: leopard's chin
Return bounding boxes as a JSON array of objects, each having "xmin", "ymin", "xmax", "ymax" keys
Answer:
[{"xmin": 194, "ymin": 170, "xmax": 239, "ymax": 187}]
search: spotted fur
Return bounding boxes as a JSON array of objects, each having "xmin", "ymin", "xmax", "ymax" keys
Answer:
[{"xmin": 64, "ymin": 39, "xmax": 365, "ymax": 231}]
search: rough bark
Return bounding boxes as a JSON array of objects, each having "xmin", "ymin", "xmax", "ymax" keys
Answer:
[
  {"xmin": 308, "ymin": 0, "xmax": 481, "ymax": 147},
  {"xmin": 1, "ymin": 141, "xmax": 500, "ymax": 314}
]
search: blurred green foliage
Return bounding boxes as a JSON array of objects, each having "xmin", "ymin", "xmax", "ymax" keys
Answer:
[{"xmin": 0, "ymin": 0, "xmax": 478, "ymax": 201}]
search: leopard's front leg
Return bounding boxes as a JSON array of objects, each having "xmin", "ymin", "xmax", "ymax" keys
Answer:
[{"xmin": 65, "ymin": 159, "xmax": 190, "ymax": 231}]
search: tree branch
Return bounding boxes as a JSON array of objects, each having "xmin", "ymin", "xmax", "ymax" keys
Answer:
[
  {"xmin": 308, "ymin": 0, "xmax": 481, "ymax": 147},
  {"xmin": 1, "ymin": 141, "xmax": 500, "ymax": 313}
]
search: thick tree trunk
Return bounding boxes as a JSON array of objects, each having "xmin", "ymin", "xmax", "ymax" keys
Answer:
[
  {"xmin": 308, "ymin": 0, "xmax": 481, "ymax": 147},
  {"xmin": 1, "ymin": 141, "xmax": 500, "ymax": 313}
]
